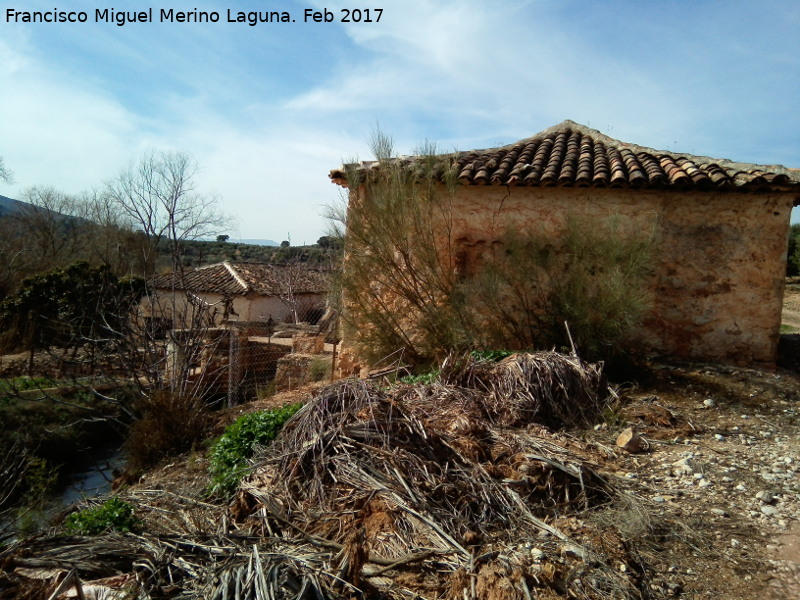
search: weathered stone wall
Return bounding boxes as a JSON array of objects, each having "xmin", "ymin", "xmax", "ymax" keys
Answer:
[{"xmin": 444, "ymin": 185, "xmax": 793, "ymax": 365}]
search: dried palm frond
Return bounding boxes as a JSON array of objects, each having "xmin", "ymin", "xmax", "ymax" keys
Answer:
[
  {"xmin": 230, "ymin": 368, "xmax": 636, "ymax": 598},
  {"xmin": 441, "ymin": 351, "xmax": 611, "ymax": 427}
]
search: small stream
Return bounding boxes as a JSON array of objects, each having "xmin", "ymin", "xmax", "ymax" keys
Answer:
[
  {"xmin": 1, "ymin": 445, "xmax": 127, "ymax": 543},
  {"xmin": 58, "ymin": 446, "xmax": 127, "ymax": 507}
]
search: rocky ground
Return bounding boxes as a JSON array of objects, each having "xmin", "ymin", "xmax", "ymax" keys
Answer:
[{"xmin": 588, "ymin": 362, "xmax": 800, "ymax": 599}]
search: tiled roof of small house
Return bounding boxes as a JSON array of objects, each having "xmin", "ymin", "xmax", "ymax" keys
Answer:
[
  {"xmin": 330, "ymin": 120, "xmax": 800, "ymax": 192},
  {"xmin": 153, "ymin": 262, "xmax": 328, "ymax": 296}
]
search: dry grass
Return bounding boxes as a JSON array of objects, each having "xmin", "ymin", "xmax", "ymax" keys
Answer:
[
  {"xmin": 440, "ymin": 351, "xmax": 611, "ymax": 427},
  {"xmin": 125, "ymin": 390, "xmax": 212, "ymax": 474}
]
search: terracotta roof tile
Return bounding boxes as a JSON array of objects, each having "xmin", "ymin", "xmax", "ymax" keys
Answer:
[
  {"xmin": 153, "ymin": 262, "xmax": 328, "ymax": 296},
  {"xmin": 331, "ymin": 120, "xmax": 800, "ymax": 192}
]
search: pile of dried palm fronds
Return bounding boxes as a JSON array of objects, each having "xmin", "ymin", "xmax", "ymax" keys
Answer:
[
  {"xmin": 1, "ymin": 352, "xmax": 650, "ymax": 600},
  {"xmin": 439, "ymin": 350, "xmax": 611, "ymax": 427},
  {"xmin": 224, "ymin": 354, "xmax": 643, "ymax": 599}
]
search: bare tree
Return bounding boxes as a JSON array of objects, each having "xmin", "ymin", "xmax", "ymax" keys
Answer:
[
  {"xmin": 272, "ymin": 259, "xmax": 306, "ymax": 324},
  {"xmin": 105, "ymin": 151, "xmax": 231, "ymax": 274},
  {"xmin": 102, "ymin": 151, "xmax": 234, "ymax": 407},
  {"xmin": 18, "ymin": 187, "xmax": 90, "ymax": 264},
  {"xmin": 0, "ymin": 187, "xmax": 91, "ymax": 295}
]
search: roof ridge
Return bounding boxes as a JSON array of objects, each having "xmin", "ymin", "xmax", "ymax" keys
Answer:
[
  {"xmin": 223, "ymin": 261, "xmax": 250, "ymax": 293},
  {"xmin": 509, "ymin": 120, "xmax": 798, "ymax": 176}
]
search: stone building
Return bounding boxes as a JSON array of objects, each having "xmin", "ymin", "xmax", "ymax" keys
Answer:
[
  {"xmin": 144, "ymin": 261, "xmax": 329, "ymax": 329},
  {"xmin": 330, "ymin": 121, "xmax": 800, "ymax": 366}
]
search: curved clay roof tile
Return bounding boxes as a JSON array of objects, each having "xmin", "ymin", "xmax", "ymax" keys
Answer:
[
  {"xmin": 542, "ymin": 133, "xmax": 567, "ymax": 183},
  {"xmin": 558, "ymin": 131, "xmax": 581, "ymax": 185},
  {"xmin": 608, "ymin": 148, "xmax": 628, "ymax": 187},
  {"xmin": 592, "ymin": 141, "xmax": 610, "ymax": 186},
  {"xmin": 575, "ymin": 139, "xmax": 594, "ymax": 186},
  {"xmin": 620, "ymin": 149, "xmax": 647, "ymax": 188},
  {"xmin": 676, "ymin": 157, "xmax": 712, "ymax": 188},
  {"xmin": 331, "ymin": 120, "xmax": 799, "ymax": 190},
  {"xmin": 638, "ymin": 153, "xmax": 666, "ymax": 185},
  {"xmin": 659, "ymin": 156, "xmax": 691, "ymax": 186},
  {"xmin": 458, "ymin": 163, "xmax": 475, "ymax": 183}
]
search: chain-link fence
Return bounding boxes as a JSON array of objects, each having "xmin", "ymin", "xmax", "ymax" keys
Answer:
[
  {"xmin": 187, "ymin": 303, "xmax": 339, "ymax": 407},
  {"xmin": 0, "ymin": 299, "xmax": 337, "ymax": 408}
]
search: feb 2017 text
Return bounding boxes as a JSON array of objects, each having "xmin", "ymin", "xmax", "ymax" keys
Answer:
[{"xmin": 4, "ymin": 7, "xmax": 383, "ymax": 26}]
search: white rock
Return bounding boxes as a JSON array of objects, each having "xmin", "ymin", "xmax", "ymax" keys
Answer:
[
  {"xmin": 756, "ymin": 490, "xmax": 774, "ymax": 503},
  {"xmin": 761, "ymin": 505, "xmax": 779, "ymax": 517}
]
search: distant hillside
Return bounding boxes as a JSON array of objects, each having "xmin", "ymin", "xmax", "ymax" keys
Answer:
[
  {"xmin": 0, "ymin": 194, "xmax": 26, "ymax": 218},
  {"xmin": 170, "ymin": 239, "xmax": 338, "ymax": 268},
  {"xmin": 232, "ymin": 238, "xmax": 279, "ymax": 247}
]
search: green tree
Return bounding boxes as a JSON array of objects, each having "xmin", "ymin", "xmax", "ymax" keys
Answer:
[
  {"xmin": 787, "ymin": 223, "xmax": 800, "ymax": 276},
  {"xmin": 0, "ymin": 262, "xmax": 145, "ymax": 369}
]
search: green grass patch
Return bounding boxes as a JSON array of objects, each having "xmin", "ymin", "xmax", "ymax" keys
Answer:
[
  {"xmin": 0, "ymin": 376, "xmax": 58, "ymax": 397},
  {"xmin": 208, "ymin": 403, "xmax": 302, "ymax": 497}
]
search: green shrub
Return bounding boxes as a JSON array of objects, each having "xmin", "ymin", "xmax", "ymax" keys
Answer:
[
  {"xmin": 309, "ymin": 356, "xmax": 331, "ymax": 382},
  {"xmin": 21, "ymin": 456, "xmax": 58, "ymax": 509},
  {"xmin": 0, "ymin": 376, "xmax": 58, "ymax": 396},
  {"xmin": 470, "ymin": 349, "xmax": 514, "ymax": 362},
  {"xmin": 330, "ymin": 129, "xmax": 658, "ymax": 367},
  {"xmin": 399, "ymin": 370, "xmax": 439, "ymax": 385},
  {"xmin": 208, "ymin": 403, "xmax": 301, "ymax": 496},
  {"xmin": 65, "ymin": 496, "xmax": 140, "ymax": 535}
]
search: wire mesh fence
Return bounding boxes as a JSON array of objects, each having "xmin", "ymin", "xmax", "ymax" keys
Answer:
[{"xmin": 221, "ymin": 303, "xmax": 338, "ymax": 406}]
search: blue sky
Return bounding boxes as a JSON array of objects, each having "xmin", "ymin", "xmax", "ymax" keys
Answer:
[{"xmin": 1, "ymin": 0, "xmax": 798, "ymax": 243}]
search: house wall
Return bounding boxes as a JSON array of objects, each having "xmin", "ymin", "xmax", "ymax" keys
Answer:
[
  {"xmin": 443, "ymin": 185, "xmax": 793, "ymax": 365},
  {"xmin": 142, "ymin": 291, "xmax": 327, "ymax": 327},
  {"xmin": 140, "ymin": 290, "xmax": 231, "ymax": 327}
]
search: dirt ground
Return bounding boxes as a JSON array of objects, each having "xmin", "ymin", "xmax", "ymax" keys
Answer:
[
  {"xmin": 595, "ymin": 363, "xmax": 800, "ymax": 599},
  {"xmin": 781, "ymin": 283, "xmax": 800, "ymax": 331}
]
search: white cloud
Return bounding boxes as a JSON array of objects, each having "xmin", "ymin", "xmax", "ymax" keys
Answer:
[{"xmin": 0, "ymin": 39, "xmax": 143, "ymax": 193}]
